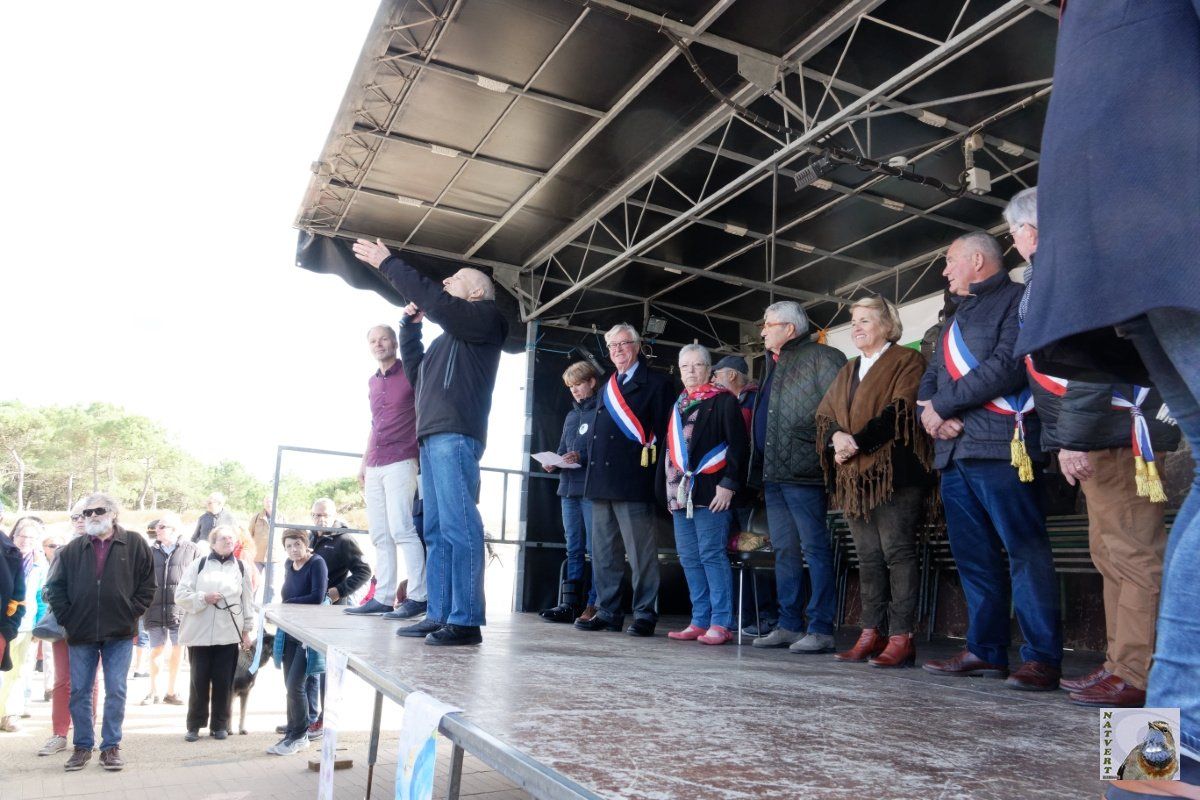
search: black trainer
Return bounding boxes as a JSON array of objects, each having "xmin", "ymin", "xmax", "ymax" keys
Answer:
[
  {"xmin": 574, "ymin": 614, "xmax": 624, "ymax": 632},
  {"xmin": 425, "ymin": 624, "xmax": 482, "ymax": 647},
  {"xmin": 397, "ymin": 618, "xmax": 443, "ymax": 638}
]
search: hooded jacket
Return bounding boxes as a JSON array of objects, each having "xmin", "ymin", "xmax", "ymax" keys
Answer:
[{"xmin": 42, "ymin": 524, "xmax": 156, "ymax": 646}]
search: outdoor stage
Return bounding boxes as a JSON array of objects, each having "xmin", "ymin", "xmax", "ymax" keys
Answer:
[{"xmin": 267, "ymin": 605, "xmax": 1106, "ymax": 800}]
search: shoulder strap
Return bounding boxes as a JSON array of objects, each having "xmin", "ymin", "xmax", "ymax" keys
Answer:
[{"xmin": 198, "ymin": 556, "xmax": 244, "ymax": 578}]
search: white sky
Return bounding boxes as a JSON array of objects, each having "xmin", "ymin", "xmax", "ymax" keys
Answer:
[{"xmin": 1, "ymin": 1, "xmax": 528, "ymax": 481}]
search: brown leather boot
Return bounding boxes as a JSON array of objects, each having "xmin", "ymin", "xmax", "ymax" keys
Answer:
[
  {"xmin": 869, "ymin": 633, "xmax": 916, "ymax": 668},
  {"xmin": 834, "ymin": 628, "xmax": 887, "ymax": 662}
]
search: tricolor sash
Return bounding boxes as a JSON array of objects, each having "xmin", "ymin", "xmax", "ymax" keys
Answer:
[
  {"xmin": 603, "ymin": 373, "xmax": 656, "ymax": 467},
  {"xmin": 666, "ymin": 398, "xmax": 727, "ymax": 518},
  {"xmin": 1025, "ymin": 355, "xmax": 1068, "ymax": 398},
  {"xmin": 1112, "ymin": 386, "xmax": 1166, "ymax": 502},
  {"xmin": 943, "ymin": 319, "xmax": 1035, "ymax": 481}
]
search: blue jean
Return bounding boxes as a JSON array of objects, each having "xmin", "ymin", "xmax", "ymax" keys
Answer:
[
  {"xmin": 672, "ymin": 508, "xmax": 735, "ymax": 629},
  {"xmin": 282, "ymin": 637, "xmax": 310, "ymax": 740},
  {"xmin": 305, "ymin": 674, "xmax": 319, "ymax": 725},
  {"xmin": 420, "ymin": 433, "xmax": 487, "ymax": 627},
  {"xmin": 68, "ymin": 638, "xmax": 133, "ymax": 750},
  {"xmin": 763, "ymin": 482, "xmax": 835, "ymax": 635},
  {"xmin": 561, "ymin": 496, "xmax": 596, "ymax": 606},
  {"xmin": 1126, "ymin": 309, "xmax": 1200, "ymax": 757},
  {"xmin": 940, "ymin": 459, "xmax": 1062, "ymax": 667}
]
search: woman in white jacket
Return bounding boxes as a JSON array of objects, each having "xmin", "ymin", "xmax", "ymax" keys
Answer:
[{"xmin": 176, "ymin": 524, "xmax": 256, "ymax": 742}]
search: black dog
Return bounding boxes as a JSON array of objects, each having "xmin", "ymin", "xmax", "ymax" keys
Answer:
[{"xmin": 234, "ymin": 631, "xmax": 275, "ymax": 735}]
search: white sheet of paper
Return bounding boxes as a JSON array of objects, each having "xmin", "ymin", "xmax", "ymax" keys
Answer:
[
  {"xmin": 395, "ymin": 692, "xmax": 463, "ymax": 800},
  {"xmin": 531, "ymin": 451, "xmax": 581, "ymax": 469},
  {"xmin": 318, "ymin": 647, "xmax": 349, "ymax": 800}
]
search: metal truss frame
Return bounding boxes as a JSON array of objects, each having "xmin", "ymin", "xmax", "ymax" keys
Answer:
[
  {"xmin": 521, "ymin": 0, "xmax": 1040, "ymax": 323},
  {"xmin": 298, "ymin": 0, "xmax": 1057, "ymax": 345}
]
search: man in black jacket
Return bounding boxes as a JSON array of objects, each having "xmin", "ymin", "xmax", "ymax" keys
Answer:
[
  {"xmin": 575, "ymin": 323, "xmax": 674, "ymax": 637},
  {"xmin": 918, "ymin": 232, "xmax": 1062, "ymax": 691},
  {"xmin": 353, "ymin": 238, "xmax": 508, "ymax": 647},
  {"xmin": 1007, "ymin": 188, "xmax": 1181, "ymax": 708},
  {"xmin": 43, "ymin": 492, "xmax": 155, "ymax": 772},
  {"xmin": 309, "ymin": 498, "xmax": 371, "ymax": 605}
]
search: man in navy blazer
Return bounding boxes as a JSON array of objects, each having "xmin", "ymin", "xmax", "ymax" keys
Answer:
[{"xmin": 575, "ymin": 323, "xmax": 674, "ymax": 637}]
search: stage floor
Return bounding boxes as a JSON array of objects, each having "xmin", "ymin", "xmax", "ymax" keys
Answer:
[{"xmin": 268, "ymin": 605, "xmax": 1106, "ymax": 800}]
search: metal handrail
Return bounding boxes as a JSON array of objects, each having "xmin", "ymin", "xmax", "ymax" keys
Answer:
[{"xmin": 263, "ymin": 444, "xmax": 559, "ymax": 601}]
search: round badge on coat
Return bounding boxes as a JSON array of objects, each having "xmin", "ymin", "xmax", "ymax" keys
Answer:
[{"xmin": 578, "ymin": 423, "xmax": 589, "ymax": 435}]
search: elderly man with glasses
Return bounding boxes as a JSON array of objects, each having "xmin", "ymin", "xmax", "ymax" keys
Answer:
[
  {"xmin": 575, "ymin": 323, "xmax": 674, "ymax": 637},
  {"xmin": 43, "ymin": 493, "xmax": 156, "ymax": 773},
  {"xmin": 749, "ymin": 301, "xmax": 846, "ymax": 654},
  {"xmin": 141, "ymin": 512, "xmax": 199, "ymax": 707}
]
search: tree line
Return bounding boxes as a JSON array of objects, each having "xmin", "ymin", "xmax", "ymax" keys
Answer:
[{"xmin": 0, "ymin": 400, "xmax": 360, "ymax": 515}]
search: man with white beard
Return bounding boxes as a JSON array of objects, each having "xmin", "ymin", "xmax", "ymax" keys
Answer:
[{"xmin": 43, "ymin": 492, "xmax": 155, "ymax": 773}]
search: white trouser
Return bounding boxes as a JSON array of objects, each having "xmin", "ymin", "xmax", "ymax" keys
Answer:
[{"xmin": 364, "ymin": 458, "xmax": 424, "ymax": 602}]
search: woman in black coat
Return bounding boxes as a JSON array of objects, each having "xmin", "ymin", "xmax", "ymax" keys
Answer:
[{"xmin": 659, "ymin": 345, "xmax": 748, "ymax": 646}]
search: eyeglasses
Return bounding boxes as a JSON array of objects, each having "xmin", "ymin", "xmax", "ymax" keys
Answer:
[
  {"xmin": 154, "ymin": 524, "xmax": 173, "ymax": 530},
  {"xmin": 606, "ymin": 340, "xmax": 636, "ymax": 351},
  {"xmin": 760, "ymin": 321, "xmax": 790, "ymax": 330},
  {"xmin": 45, "ymin": 543, "xmax": 59, "ymax": 550},
  {"xmin": 81, "ymin": 507, "xmax": 109, "ymax": 518},
  {"xmin": 311, "ymin": 513, "xmax": 329, "ymax": 520},
  {"xmin": 70, "ymin": 514, "xmax": 84, "ymax": 522}
]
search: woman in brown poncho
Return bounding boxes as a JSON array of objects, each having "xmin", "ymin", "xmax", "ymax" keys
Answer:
[{"xmin": 816, "ymin": 297, "xmax": 933, "ymax": 668}]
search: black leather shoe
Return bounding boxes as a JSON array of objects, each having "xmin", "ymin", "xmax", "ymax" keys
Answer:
[
  {"xmin": 425, "ymin": 624, "xmax": 482, "ymax": 647},
  {"xmin": 397, "ymin": 618, "xmax": 443, "ymax": 638},
  {"xmin": 184, "ymin": 730, "xmax": 199, "ymax": 742},
  {"xmin": 626, "ymin": 619, "xmax": 656, "ymax": 637},
  {"xmin": 539, "ymin": 604, "xmax": 580, "ymax": 623},
  {"xmin": 574, "ymin": 614, "xmax": 624, "ymax": 632},
  {"xmin": 210, "ymin": 729, "xmax": 228, "ymax": 740}
]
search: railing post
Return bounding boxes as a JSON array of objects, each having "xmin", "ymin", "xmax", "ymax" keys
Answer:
[{"xmin": 514, "ymin": 319, "xmax": 538, "ymax": 611}]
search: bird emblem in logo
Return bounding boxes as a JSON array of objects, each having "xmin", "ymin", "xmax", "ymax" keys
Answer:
[{"xmin": 1118, "ymin": 720, "xmax": 1179, "ymax": 781}]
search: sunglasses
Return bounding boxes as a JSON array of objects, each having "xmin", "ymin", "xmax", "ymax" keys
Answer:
[{"xmin": 81, "ymin": 507, "xmax": 109, "ymax": 518}]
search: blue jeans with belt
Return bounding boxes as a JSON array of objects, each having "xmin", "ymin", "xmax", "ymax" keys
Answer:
[
  {"xmin": 939, "ymin": 459, "xmax": 1062, "ymax": 667},
  {"xmin": 1125, "ymin": 309, "xmax": 1200, "ymax": 760},
  {"xmin": 420, "ymin": 432, "xmax": 487, "ymax": 627}
]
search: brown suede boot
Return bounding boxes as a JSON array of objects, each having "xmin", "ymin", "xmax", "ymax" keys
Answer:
[
  {"xmin": 834, "ymin": 628, "xmax": 887, "ymax": 662},
  {"xmin": 869, "ymin": 633, "xmax": 916, "ymax": 668}
]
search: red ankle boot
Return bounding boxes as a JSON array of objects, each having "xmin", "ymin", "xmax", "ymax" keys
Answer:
[
  {"xmin": 834, "ymin": 628, "xmax": 887, "ymax": 662},
  {"xmin": 869, "ymin": 633, "xmax": 916, "ymax": 667}
]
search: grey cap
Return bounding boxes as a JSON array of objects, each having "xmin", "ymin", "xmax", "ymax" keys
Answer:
[{"xmin": 712, "ymin": 355, "xmax": 748, "ymax": 375}]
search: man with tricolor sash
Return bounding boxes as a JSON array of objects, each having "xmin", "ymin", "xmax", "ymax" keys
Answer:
[
  {"xmin": 918, "ymin": 231, "xmax": 1063, "ymax": 691},
  {"xmin": 1006, "ymin": 188, "xmax": 1180, "ymax": 708},
  {"xmin": 575, "ymin": 323, "xmax": 674, "ymax": 637}
]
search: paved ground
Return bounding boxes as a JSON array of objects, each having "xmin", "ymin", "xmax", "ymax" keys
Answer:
[{"xmin": 0, "ymin": 647, "xmax": 530, "ymax": 800}]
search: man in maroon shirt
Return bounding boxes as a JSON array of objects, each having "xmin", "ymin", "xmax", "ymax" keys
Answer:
[{"xmin": 347, "ymin": 324, "xmax": 424, "ymax": 618}]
